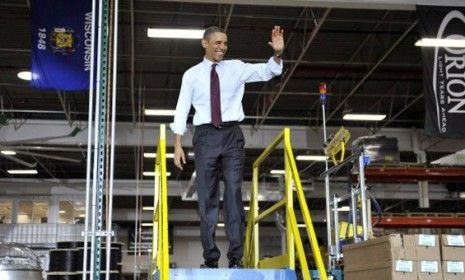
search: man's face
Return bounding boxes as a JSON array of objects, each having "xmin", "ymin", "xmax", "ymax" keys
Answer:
[{"xmin": 202, "ymin": 32, "xmax": 227, "ymax": 62}]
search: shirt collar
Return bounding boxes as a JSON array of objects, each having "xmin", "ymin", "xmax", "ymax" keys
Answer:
[{"xmin": 202, "ymin": 57, "xmax": 223, "ymax": 68}]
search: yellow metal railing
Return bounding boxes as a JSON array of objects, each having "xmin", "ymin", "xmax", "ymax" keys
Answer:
[
  {"xmin": 324, "ymin": 126, "xmax": 350, "ymax": 165},
  {"xmin": 244, "ymin": 128, "xmax": 327, "ymax": 280},
  {"xmin": 150, "ymin": 124, "xmax": 169, "ymax": 280}
]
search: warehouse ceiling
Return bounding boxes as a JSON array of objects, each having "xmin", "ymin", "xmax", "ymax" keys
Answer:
[{"xmin": 1, "ymin": 0, "xmax": 465, "ymax": 217}]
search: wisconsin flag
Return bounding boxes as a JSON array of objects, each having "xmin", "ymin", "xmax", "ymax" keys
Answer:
[{"xmin": 31, "ymin": 0, "xmax": 93, "ymax": 90}]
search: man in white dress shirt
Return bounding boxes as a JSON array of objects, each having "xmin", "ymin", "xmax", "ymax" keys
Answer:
[{"xmin": 171, "ymin": 25, "xmax": 284, "ymax": 268}]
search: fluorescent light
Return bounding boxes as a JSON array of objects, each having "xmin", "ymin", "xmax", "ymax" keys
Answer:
[
  {"xmin": 143, "ymin": 206, "xmax": 154, "ymax": 211},
  {"xmin": 143, "ymin": 171, "xmax": 171, "ymax": 177},
  {"xmin": 17, "ymin": 71, "xmax": 37, "ymax": 81},
  {"xmin": 144, "ymin": 153, "xmax": 174, "ymax": 158},
  {"xmin": 244, "ymin": 206, "xmax": 259, "ymax": 211},
  {"xmin": 7, "ymin": 169, "xmax": 38, "ymax": 175},
  {"xmin": 144, "ymin": 109, "xmax": 176, "ymax": 116},
  {"xmin": 78, "ymin": 214, "xmax": 86, "ymax": 218},
  {"xmin": 142, "ymin": 223, "xmax": 153, "ymax": 227},
  {"xmin": 187, "ymin": 151, "xmax": 195, "ymax": 157},
  {"xmin": 297, "ymin": 224, "xmax": 306, "ymax": 228},
  {"xmin": 217, "ymin": 223, "xmax": 225, "ymax": 227},
  {"xmin": 338, "ymin": 206, "xmax": 351, "ymax": 212},
  {"xmin": 270, "ymin": 169, "xmax": 285, "ymax": 175},
  {"xmin": 343, "ymin": 114, "xmax": 386, "ymax": 121},
  {"xmin": 147, "ymin": 28, "xmax": 204, "ymax": 39},
  {"xmin": 415, "ymin": 38, "xmax": 465, "ymax": 48},
  {"xmin": 296, "ymin": 155, "xmax": 326, "ymax": 161},
  {"xmin": 59, "ymin": 210, "xmax": 66, "ymax": 214},
  {"xmin": 1, "ymin": 150, "xmax": 16, "ymax": 155}
]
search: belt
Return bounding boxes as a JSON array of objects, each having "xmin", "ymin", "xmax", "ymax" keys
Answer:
[{"xmin": 197, "ymin": 121, "xmax": 239, "ymax": 129}]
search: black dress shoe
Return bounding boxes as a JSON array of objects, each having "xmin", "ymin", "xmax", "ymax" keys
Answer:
[
  {"xmin": 200, "ymin": 260, "xmax": 218, "ymax": 268},
  {"xmin": 228, "ymin": 259, "xmax": 243, "ymax": 268}
]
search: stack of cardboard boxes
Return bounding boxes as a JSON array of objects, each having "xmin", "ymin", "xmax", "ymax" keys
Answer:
[
  {"xmin": 343, "ymin": 234, "xmax": 465, "ymax": 280},
  {"xmin": 441, "ymin": 235, "xmax": 465, "ymax": 280}
]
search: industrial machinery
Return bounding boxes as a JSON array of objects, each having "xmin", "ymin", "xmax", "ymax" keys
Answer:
[{"xmin": 0, "ymin": 242, "xmax": 43, "ymax": 280}]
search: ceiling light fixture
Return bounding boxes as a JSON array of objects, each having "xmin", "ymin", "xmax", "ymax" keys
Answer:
[
  {"xmin": 7, "ymin": 169, "xmax": 38, "ymax": 175},
  {"xmin": 415, "ymin": 38, "xmax": 465, "ymax": 48},
  {"xmin": 338, "ymin": 206, "xmax": 351, "ymax": 212},
  {"xmin": 1, "ymin": 150, "xmax": 16, "ymax": 155},
  {"xmin": 17, "ymin": 71, "xmax": 34, "ymax": 81},
  {"xmin": 296, "ymin": 155, "xmax": 327, "ymax": 161},
  {"xmin": 142, "ymin": 206, "xmax": 154, "ymax": 211},
  {"xmin": 147, "ymin": 28, "xmax": 204, "ymax": 39},
  {"xmin": 343, "ymin": 113, "xmax": 386, "ymax": 121},
  {"xmin": 144, "ymin": 109, "xmax": 176, "ymax": 116},
  {"xmin": 270, "ymin": 169, "xmax": 285, "ymax": 175},
  {"xmin": 143, "ymin": 171, "xmax": 171, "ymax": 177},
  {"xmin": 143, "ymin": 152, "xmax": 174, "ymax": 158},
  {"xmin": 141, "ymin": 223, "xmax": 153, "ymax": 227}
]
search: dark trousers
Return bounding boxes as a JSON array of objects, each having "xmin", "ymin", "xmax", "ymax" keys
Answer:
[{"xmin": 193, "ymin": 123, "xmax": 246, "ymax": 263}]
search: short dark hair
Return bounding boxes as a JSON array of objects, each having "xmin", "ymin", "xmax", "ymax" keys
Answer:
[{"xmin": 203, "ymin": 26, "xmax": 226, "ymax": 40}]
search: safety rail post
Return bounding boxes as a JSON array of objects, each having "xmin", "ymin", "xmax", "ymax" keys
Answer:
[
  {"xmin": 284, "ymin": 132, "xmax": 327, "ymax": 280},
  {"xmin": 244, "ymin": 128, "xmax": 327, "ymax": 280},
  {"xmin": 150, "ymin": 124, "xmax": 169, "ymax": 280},
  {"xmin": 284, "ymin": 130, "xmax": 295, "ymax": 270}
]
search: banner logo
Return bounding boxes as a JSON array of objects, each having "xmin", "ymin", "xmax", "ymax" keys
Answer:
[
  {"xmin": 433, "ymin": 11, "xmax": 465, "ymax": 133},
  {"xmin": 49, "ymin": 27, "xmax": 78, "ymax": 55}
]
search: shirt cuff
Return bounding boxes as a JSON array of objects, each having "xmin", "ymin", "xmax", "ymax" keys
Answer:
[
  {"xmin": 267, "ymin": 56, "xmax": 283, "ymax": 75},
  {"xmin": 169, "ymin": 122, "xmax": 187, "ymax": 136}
]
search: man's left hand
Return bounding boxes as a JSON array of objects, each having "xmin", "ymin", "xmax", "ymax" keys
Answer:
[{"xmin": 268, "ymin": 25, "xmax": 284, "ymax": 56}]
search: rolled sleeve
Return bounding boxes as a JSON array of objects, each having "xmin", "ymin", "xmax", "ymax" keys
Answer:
[
  {"xmin": 170, "ymin": 73, "xmax": 193, "ymax": 136},
  {"xmin": 266, "ymin": 56, "xmax": 283, "ymax": 76},
  {"xmin": 169, "ymin": 122, "xmax": 187, "ymax": 136}
]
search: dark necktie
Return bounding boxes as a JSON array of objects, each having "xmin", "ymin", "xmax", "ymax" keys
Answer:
[{"xmin": 210, "ymin": 64, "xmax": 222, "ymax": 127}]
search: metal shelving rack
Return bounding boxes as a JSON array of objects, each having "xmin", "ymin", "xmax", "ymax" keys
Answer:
[{"xmin": 83, "ymin": 0, "xmax": 119, "ymax": 279}]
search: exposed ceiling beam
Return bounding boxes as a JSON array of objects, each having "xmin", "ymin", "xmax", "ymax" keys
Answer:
[
  {"xmin": 257, "ymin": 8, "xmax": 331, "ymax": 127},
  {"xmin": 150, "ymin": 0, "xmax": 465, "ymax": 11},
  {"xmin": 2, "ymin": 119, "xmax": 465, "ymax": 152},
  {"xmin": 325, "ymin": 20, "xmax": 418, "ymax": 122},
  {"xmin": 376, "ymin": 92, "xmax": 423, "ymax": 132},
  {"xmin": 130, "ymin": 0, "xmax": 136, "ymax": 126},
  {"xmin": 224, "ymin": 4, "xmax": 234, "ymax": 32},
  {"xmin": 0, "ymin": 178, "xmax": 452, "ymax": 201}
]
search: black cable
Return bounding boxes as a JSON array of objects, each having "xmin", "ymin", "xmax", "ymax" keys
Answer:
[
  {"xmin": 49, "ymin": 249, "xmax": 78, "ymax": 272},
  {"xmin": 47, "ymin": 272, "xmax": 78, "ymax": 280}
]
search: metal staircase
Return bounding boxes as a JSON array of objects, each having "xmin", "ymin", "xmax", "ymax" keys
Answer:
[{"xmin": 150, "ymin": 126, "xmax": 326, "ymax": 280}]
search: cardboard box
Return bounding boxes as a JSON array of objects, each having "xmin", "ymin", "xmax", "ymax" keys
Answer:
[
  {"xmin": 404, "ymin": 234, "xmax": 440, "ymax": 261},
  {"xmin": 343, "ymin": 234, "xmax": 416, "ymax": 280},
  {"xmin": 441, "ymin": 235, "xmax": 465, "ymax": 261},
  {"xmin": 417, "ymin": 260, "xmax": 442, "ymax": 280},
  {"xmin": 345, "ymin": 260, "xmax": 416, "ymax": 280},
  {"xmin": 442, "ymin": 261, "xmax": 465, "ymax": 280},
  {"xmin": 343, "ymin": 234, "xmax": 414, "ymax": 268}
]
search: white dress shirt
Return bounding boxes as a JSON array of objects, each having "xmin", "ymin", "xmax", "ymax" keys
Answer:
[{"xmin": 170, "ymin": 56, "xmax": 283, "ymax": 135}]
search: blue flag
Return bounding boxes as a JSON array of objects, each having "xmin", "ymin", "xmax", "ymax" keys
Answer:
[{"xmin": 31, "ymin": 0, "xmax": 93, "ymax": 90}]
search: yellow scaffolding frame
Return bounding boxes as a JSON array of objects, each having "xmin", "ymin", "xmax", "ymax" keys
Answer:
[
  {"xmin": 324, "ymin": 126, "xmax": 350, "ymax": 166},
  {"xmin": 150, "ymin": 124, "xmax": 170, "ymax": 280},
  {"xmin": 244, "ymin": 128, "xmax": 327, "ymax": 280}
]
